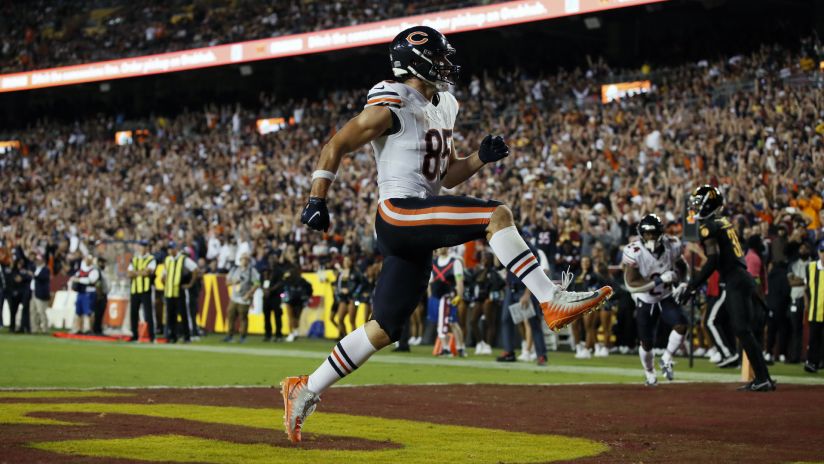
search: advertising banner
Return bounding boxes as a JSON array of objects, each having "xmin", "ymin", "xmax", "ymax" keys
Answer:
[{"xmin": 1, "ymin": 0, "xmax": 665, "ymax": 93}]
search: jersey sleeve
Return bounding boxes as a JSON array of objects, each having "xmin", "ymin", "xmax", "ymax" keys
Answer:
[
  {"xmin": 364, "ymin": 81, "xmax": 403, "ymax": 110},
  {"xmin": 622, "ymin": 243, "xmax": 642, "ymax": 267}
]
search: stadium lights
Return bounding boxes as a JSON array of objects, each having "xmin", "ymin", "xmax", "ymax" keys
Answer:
[{"xmin": 583, "ymin": 16, "xmax": 601, "ymax": 29}]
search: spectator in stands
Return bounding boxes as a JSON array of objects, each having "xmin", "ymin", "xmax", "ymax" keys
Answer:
[
  {"xmin": 223, "ymin": 252, "xmax": 260, "ymax": 343},
  {"xmin": 30, "ymin": 253, "xmax": 50, "ymax": 334}
]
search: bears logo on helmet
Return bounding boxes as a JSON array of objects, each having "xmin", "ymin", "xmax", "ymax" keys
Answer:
[{"xmin": 406, "ymin": 31, "xmax": 429, "ymax": 45}]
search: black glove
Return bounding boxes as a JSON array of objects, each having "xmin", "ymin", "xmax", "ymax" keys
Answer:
[
  {"xmin": 301, "ymin": 197, "xmax": 330, "ymax": 232},
  {"xmin": 478, "ymin": 134, "xmax": 510, "ymax": 164},
  {"xmin": 676, "ymin": 285, "xmax": 697, "ymax": 306}
]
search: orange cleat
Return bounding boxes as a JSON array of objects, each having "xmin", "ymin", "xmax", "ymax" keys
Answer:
[
  {"xmin": 280, "ymin": 375, "xmax": 320, "ymax": 443},
  {"xmin": 541, "ymin": 286, "xmax": 614, "ymax": 331}
]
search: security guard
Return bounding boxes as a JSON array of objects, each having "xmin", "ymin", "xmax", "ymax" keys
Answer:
[
  {"xmin": 128, "ymin": 240, "xmax": 156, "ymax": 342},
  {"xmin": 162, "ymin": 242, "xmax": 199, "ymax": 343},
  {"xmin": 804, "ymin": 241, "xmax": 824, "ymax": 373}
]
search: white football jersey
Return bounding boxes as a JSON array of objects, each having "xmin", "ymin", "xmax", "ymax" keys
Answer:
[
  {"xmin": 364, "ymin": 80, "xmax": 459, "ymax": 200},
  {"xmin": 622, "ymin": 235, "xmax": 683, "ymax": 304}
]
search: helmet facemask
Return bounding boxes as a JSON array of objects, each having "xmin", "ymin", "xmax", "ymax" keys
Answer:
[
  {"xmin": 641, "ymin": 231, "xmax": 663, "ymax": 254},
  {"xmin": 395, "ymin": 46, "xmax": 460, "ymax": 91}
]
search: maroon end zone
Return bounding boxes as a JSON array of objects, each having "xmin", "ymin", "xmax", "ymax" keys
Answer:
[{"xmin": 1, "ymin": 384, "xmax": 822, "ymax": 463}]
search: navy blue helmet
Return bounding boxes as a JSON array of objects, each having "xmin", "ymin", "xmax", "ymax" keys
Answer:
[{"xmin": 390, "ymin": 26, "xmax": 460, "ymax": 91}]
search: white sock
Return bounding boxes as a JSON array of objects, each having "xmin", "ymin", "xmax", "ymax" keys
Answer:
[
  {"xmin": 489, "ymin": 226, "xmax": 558, "ymax": 302},
  {"xmin": 307, "ymin": 326, "xmax": 377, "ymax": 394},
  {"xmin": 639, "ymin": 346, "xmax": 654, "ymax": 372},
  {"xmin": 662, "ymin": 330, "xmax": 684, "ymax": 364}
]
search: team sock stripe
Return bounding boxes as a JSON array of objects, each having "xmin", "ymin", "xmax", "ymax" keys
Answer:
[
  {"xmin": 506, "ymin": 249, "xmax": 532, "ymax": 272},
  {"xmin": 336, "ymin": 342, "xmax": 358, "ymax": 370},
  {"xmin": 518, "ymin": 263, "xmax": 541, "ymax": 280},
  {"xmin": 512, "ymin": 255, "xmax": 536, "ymax": 276},
  {"xmin": 327, "ymin": 356, "xmax": 345, "ymax": 378},
  {"xmin": 331, "ymin": 349, "xmax": 352, "ymax": 374}
]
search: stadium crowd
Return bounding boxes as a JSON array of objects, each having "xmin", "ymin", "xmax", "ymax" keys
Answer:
[
  {"xmin": 1, "ymin": 35, "xmax": 823, "ymax": 369},
  {"xmin": 1, "ymin": 0, "xmax": 483, "ymax": 73}
]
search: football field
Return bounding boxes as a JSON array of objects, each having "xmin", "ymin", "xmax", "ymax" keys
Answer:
[{"xmin": 2, "ymin": 334, "xmax": 824, "ymax": 463}]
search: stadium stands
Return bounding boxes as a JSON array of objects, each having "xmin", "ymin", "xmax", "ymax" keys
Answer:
[{"xmin": 1, "ymin": 0, "xmax": 483, "ymax": 72}]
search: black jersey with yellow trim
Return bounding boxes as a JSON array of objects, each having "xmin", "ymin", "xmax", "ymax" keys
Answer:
[{"xmin": 698, "ymin": 216, "xmax": 747, "ymax": 277}]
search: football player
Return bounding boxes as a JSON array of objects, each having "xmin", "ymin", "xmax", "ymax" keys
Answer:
[
  {"xmin": 280, "ymin": 26, "xmax": 613, "ymax": 443},
  {"xmin": 684, "ymin": 185, "xmax": 775, "ymax": 391},
  {"xmin": 622, "ymin": 214, "xmax": 689, "ymax": 386}
]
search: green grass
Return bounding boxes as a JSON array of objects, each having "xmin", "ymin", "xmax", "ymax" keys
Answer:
[{"xmin": 1, "ymin": 334, "xmax": 822, "ymax": 389}]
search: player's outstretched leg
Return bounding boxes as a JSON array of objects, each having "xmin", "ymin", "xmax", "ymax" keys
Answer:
[
  {"xmin": 660, "ymin": 326, "xmax": 686, "ymax": 381},
  {"xmin": 485, "ymin": 205, "xmax": 613, "ymax": 330}
]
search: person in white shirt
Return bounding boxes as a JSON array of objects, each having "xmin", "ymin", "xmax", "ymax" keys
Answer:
[
  {"xmin": 69, "ymin": 254, "xmax": 99, "ymax": 334},
  {"xmin": 223, "ymin": 253, "xmax": 260, "ymax": 343}
]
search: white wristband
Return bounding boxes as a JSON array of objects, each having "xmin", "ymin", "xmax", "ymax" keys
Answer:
[{"xmin": 312, "ymin": 170, "xmax": 336, "ymax": 182}]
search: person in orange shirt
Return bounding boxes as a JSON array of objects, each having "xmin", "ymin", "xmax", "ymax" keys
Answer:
[{"xmin": 791, "ymin": 185, "xmax": 823, "ymax": 231}]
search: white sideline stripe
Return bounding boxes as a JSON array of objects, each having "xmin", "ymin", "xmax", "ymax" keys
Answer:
[
  {"xmin": 124, "ymin": 342, "xmax": 824, "ymax": 385},
  {"xmin": 379, "ymin": 201, "xmax": 493, "ymax": 221}
]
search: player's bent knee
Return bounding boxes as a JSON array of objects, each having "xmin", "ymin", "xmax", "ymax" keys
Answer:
[
  {"xmin": 364, "ymin": 320, "xmax": 393, "ymax": 349},
  {"xmin": 641, "ymin": 341, "xmax": 653, "ymax": 351},
  {"xmin": 673, "ymin": 324, "xmax": 687, "ymax": 334},
  {"xmin": 486, "ymin": 205, "xmax": 514, "ymax": 236}
]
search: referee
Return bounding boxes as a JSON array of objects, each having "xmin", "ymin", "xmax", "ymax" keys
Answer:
[
  {"xmin": 128, "ymin": 240, "xmax": 156, "ymax": 343},
  {"xmin": 804, "ymin": 241, "xmax": 824, "ymax": 373}
]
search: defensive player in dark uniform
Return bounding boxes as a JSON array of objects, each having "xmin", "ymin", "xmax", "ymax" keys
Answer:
[{"xmin": 684, "ymin": 185, "xmax": 775, "ymax": 391}]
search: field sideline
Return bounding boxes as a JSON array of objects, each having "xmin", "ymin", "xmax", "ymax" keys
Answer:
[{"xmin": 3, "ymin": 334, "xmax": 824, "ymax": 388}]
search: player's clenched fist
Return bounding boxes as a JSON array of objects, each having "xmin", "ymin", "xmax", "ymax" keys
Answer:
[
  {"xmin": 301, "ymin": 197, "xmax": 330, "ymax": 232},
  {"xmin": 478, "ymin": 134, "xmax": 510, "ymax": 163}
]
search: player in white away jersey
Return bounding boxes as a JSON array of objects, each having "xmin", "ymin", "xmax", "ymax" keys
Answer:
[
  {"xmin": 279, "ymin": 25, "xmax": 613, "ymax": 443},
  {"xmin": 622, "ymin": 214, "xmax": 690, "ymax": 386}
]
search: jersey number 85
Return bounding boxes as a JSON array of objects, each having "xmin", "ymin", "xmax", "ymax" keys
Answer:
[{"xmin": 423, "ymin": 128, "xmax": 452, "ymax": 181}]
